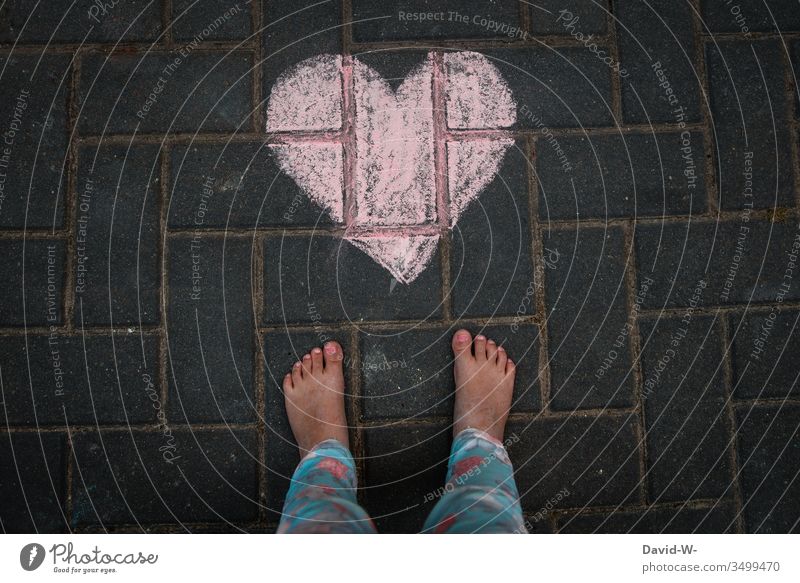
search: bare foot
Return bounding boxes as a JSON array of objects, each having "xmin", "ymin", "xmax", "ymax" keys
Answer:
[
  {"xmin": 451, "ymin": 329, "xmax": 516, "ymax": 441},
  {"xmin": 283, "ymin": 341, "xmax": 349, "ymax": 456}
]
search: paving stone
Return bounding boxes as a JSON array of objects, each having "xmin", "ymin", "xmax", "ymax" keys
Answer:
[
  {"xmin": 352, "ymin": 49, "xmax": 428, "ymax": 92},
  {"xmin": 707, "ymin": 40, "xmax": 794, "ymax": 210},
  {"xmin": 71, "ymin": 429, "xmax": 258, "ymax": 525},
  {"xmin": 172, "ymin": 0, "xmax": 252, "ymax": 41},
  {"xmin": 359, "ymin": 327, "xmax": 453, "ymax": 421},
  {"xmin": 363, "ymin": 422, "xmax": 450, "ymax": 533},
  {"xmin": 617, "ymin": 1, "xmax": 702, "ymax": 125},
  {"xmin": 639, "ymin": 315, "xmax": 732, "ymax": 502},
  {"xmin": 537, "ymin": 131, "xmax": 707, "ymax": 219},
  {"xmin": 701, "ymin": 0, "xmax": 800, "ymax": 33},
  {"xmin": 544, "ymin": 226, "xmax": 635, "ymax": 410},
  {"xmin": 168, "ymin": 141, "xmax": 341, "ymax": 228},
  {"xmin": 736, "ymin": 404, "xmax": 799, "ymax": 533},
  {"xmin": 0, "ymin": 239, "xmax": 65, "ymax": 326},
  {"xmin": 0, "ymin": 334, "xmax": 159, "ymax": 426},
  {"xmin": 262, "ymin": 374, "xmax": 298, "ymax": 522},
  {"xmin": 730, "ymin": 309, "xmax": 800, "ymax": 400},
  {"xmin": 78, "ymin": 50, "xmax": 253, "ymax": 135},
  {"xmin": 262, "ymin": 330, "xmax": 356, "ymax": 521},
  {"xmin": 0, "ymin": 432, "xmax": 66, "ymax": 533},
  {"xmin": 352, "ymin": 0, "xmax": 522, "ymax": 42},
  {"xmin": 507, "ymin": 414, "xmax": 641, "ymax": 512},
  {"xmin": 359, "ymin": 323, "xmax": 540, "ymax": 421},
  {"xmin": 0, "ymin": 0, "xmax": 161, "ymax": 42},
  {"xmin": 166, "ymin": 236, "xmax": 255, "ymax": 423},
  {"xmin": 481, "ymin": 48, "xmax": 614, "ymax": 128},
  {"xmin": 0, "ymin": 54, "xmax": 69, "ymax": 229},
  {"xmin": 635, "ymin": 219, "xmax": 800, "ymax": 309},
  {"xmin": 557, "ymin": 502, "xmax": 736, "ymax": 533},
  {"xmin": 530, "ymin": 0, "xmax": 608, "ymax": 35},
  {"xmin": 74, "ymin": 143, "xmax": 160, "ymax": 326},
  {"xmin": 517, "ymin": 486, "xmax": 571, "ymax": 531},
  {"xmin": 450, "ymin": 141, "xmax": 534, "ymax": 318},
  {"xmin": 520, "ymin": 514, "xmax": 554, "ymax": 533},
  {"xmin": 263, "ymin": 234, "xmax": 443, "ymax": 324},
  {"xmin": 789, "ymin": 43, "xmax": 800, "ymax": 135},
  {"xmin": 262, "ymin": 0, "xmax": 342, "ymax": 105}
]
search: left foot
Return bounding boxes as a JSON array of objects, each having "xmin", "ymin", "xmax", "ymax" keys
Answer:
[{"xmin": 283, "ymin": 341, "xmax": 349, "ymax": 456}]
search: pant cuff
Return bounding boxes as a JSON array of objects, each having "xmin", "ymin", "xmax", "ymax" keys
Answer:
[{"xmin": 452, "ymin": 428, "xmax": 512, "ymax": 466}]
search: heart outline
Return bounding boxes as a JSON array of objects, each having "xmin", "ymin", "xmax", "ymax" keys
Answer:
[{"xmin": 267, "ymin": 51, "xmax": 516, "ymax": 284}]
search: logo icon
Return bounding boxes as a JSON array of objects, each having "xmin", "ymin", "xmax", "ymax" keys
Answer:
[{"xmin": 20, "ymin": 543, "xmax": 46, "ymax": 571}]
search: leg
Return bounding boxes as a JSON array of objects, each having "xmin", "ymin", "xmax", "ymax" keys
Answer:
[
  {"xmin": 278, "ymin": 438, "xmax": 375, "ymax": 533},
  {"xmin": 422, "ymin": 330, "xmax": 527, "ymax": 534},
  {"xmin": 278, "ymin": 341, "xmax": 376, "ymax": 534}
]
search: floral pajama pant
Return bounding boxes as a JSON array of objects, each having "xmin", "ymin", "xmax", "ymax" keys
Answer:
[{"xmin": 278, "ymin": 428, "xmax": 527, "ymax": 534}]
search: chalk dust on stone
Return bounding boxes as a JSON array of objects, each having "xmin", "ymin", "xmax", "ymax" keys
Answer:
[
  {"xmin": 265, "ymin": 51, "xmax": 517, "ymax": 283},
  {"xmin": 348, "ymin": 235, "xmax": 439, "ymax": 284},
  {"xmin": 266, "ymin": 54, "xmax": 343, "ymax": 132},
  {"xmin": 353, "ymin": 58, "xmax": 435, "ymax": 227},
  {"xmin": 270, "ymin": 144, "xmax": 345, "ymax": 222},
  {"xmin": 447, "ymin": 139, "xmax": 514, "ymax": 226},
  {"xmin": 444, "ymin": 51, "xmax": 516, "ymax": 130}
]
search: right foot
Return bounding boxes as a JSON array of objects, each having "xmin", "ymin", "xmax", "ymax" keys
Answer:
[
  {"xmin": 451, "ymin": 329, "xmax": 516, "ymax": 442},
  {"xmin": 283, "ymin": 341, "xmax": 350, "ymax": 456}
]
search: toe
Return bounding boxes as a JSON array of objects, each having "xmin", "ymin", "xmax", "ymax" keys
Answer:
[
  {"xmin": 323, "ymin": 341, "xmax": 344, "ymax": 370},
  {"xmin": 505, "ymin": 359, "xmax": 516, "ymax": 377},
  {"xmin": 302, "ymin": 354, "xmax": 312, "ymax": 376},
  {"xmin": 292, "ymin": 361, "xmax": 303, "ymax": 383},
  {"xmin": 496, "ymin": 345, "xmax": 508, "ymax": 368},
  {"xmin": 486, "ymin": 340, "xmax": 498, "ymax": 363},
  {"xmin": 474, "ymin": 334, "xmax": 487, "ymax": 361},
  {"xmin": 310, "ymin": 347, "xmax": 324, "ymax": 373},
  {"xmin": 452, "ymin": 329, "xmax": 473, "ymax": 359},
  {"xmin": 282, "ymin": 373, "xmax": 293, "ymax": 391}
]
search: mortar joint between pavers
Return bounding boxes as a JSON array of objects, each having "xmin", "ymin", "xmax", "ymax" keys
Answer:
[{"xmin": 717, "ymin": 315, "xmax": 746, "ymax": 533}]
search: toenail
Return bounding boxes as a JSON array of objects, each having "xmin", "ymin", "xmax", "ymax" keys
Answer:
[
  {"xmin": 303, "ymin": 354, "xmax": 311, "ymax": 360},
  {"xmin": 476, "ymin": 335, "xmax": 486, "ymax": 341},
  {"xmin": 456, "ymin": 332, "xmax": 469, "ymax": 343},
  {"xmin": 498, "ymin": 346, "xmax": 505, "ymax": 352},
  {"xmin": 294, "ymin": 362, "xmax": 301, "ymax": 368},
  {"xmin": 312, "ymin": 347, "xmax": 322, "ymax": 354},
  {"xmin": 324, "ymin": 343, "xmax": 338, "ymax": 354},
  {"xmin": 488, "ymin": 340, "xmax": 496, "ymax": 345}
]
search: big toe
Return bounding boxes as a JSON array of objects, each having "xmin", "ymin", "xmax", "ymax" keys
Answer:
[
  {"xmin": 452, "ymin": 329, "xmax": 473, "ymax": 358},
  {"xmin": 324, "ymin": 341, "xmax": 344, "ymax": 370}
]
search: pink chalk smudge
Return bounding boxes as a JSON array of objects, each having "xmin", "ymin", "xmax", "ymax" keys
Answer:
[
  {"xmin": 447, "ymin": 139, "xmax": 514, "ymax": 227},
  {"xmin": 348, "ymin": 235, "xmax": 440, "ymax": 285},
  {"xmin": 353, "ymin": 59, "xmax": 435, "ymax": 226},
  {"xmin": 444, "ymin": 52, "xmax": 516, "ymax": 130},
  {"xmin": 266, "ymin": 51, "xmax": 516, "ymax": 283},
  {"xmin": 266, "ymin": 55, "xmax": 342, "ymax": 131},
  {"xmin": 270, "ymin": 144, "xmax": 344, "ymax": 221}
]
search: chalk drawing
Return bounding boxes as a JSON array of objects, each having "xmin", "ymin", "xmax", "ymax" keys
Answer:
[{"xmin": 267, "ymin": 51, "xmax": 516, "ymax": 284}]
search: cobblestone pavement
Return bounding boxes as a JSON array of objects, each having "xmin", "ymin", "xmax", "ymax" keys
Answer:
[{"xmin": 1, "ymin": 0, "xmax": 799, "ymax": 534}]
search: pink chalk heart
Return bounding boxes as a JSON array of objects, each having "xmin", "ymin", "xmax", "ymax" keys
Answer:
[{"xmin": 267, "ymin": 51, "xmax": 516, "ymax": 284}]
